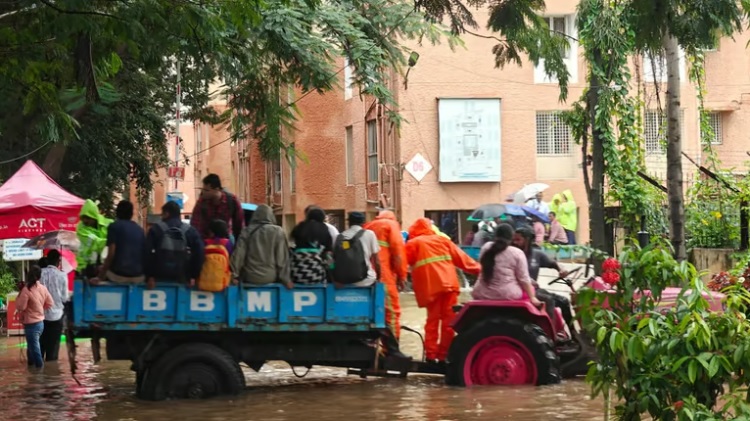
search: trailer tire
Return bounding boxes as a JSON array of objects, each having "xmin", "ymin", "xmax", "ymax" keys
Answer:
[
  {"xmin": 140, "ymin": 343, "xmax": 246, "ymax": 401},
  {"xmin": 445, "ymin": 318, "xmax": 560, "ymax": 387}
]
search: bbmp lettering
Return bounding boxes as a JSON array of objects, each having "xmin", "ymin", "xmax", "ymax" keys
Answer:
[
  {"xmin": 293, "ymin": 291, "xmax": 317, "ymax": 312},
  {"xmin": 190, "ymin": 291, "xmax": 215, "ymax": 312},
  {"xmin": 143, "ymin": 291, "xmax": 167, "ymax": 311},
  {"xmin": 247, "ymin": 291, "xmax": 272, "ymax": 312}
]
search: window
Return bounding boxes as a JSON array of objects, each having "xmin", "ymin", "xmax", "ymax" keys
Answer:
[
  {"xmin": 545, "ymin": 16, "xmax": 570, "ymax": 59},
  {"xmin": 367, "ymin": 120, "xmax": 379, "ymax": 183},
  {"xmin": 289, "ymin": 144, "xmax": 297, "ymax": 193},
  {"xmin": 325, "ymin": 210, "xmax": 345, "ymax": 232},
  {"xmin": 644, "ymin": 111, "xmax": 666, "ymax": 154},
  {"xmin": 345, "ymin": 126, "xmax": 354, "ymax": 185},
  {"xmin": 344, "ymin": 57, "xmax": 353, "ymax": 100},
  {"xmin": 536, "ymin": 112, "xmax": 571, "ymax": 156},
  {"xmin": 535, "ymin": 15, "xmax": 577, "ymax": 84},
  {"xmin": 644, "ymin": 110, "xmax": 685, "ymax": 154},
  {"xmin": 272, "ymin": 158, "xmax": 282, "ymax": 193},
  {"xmin": 702, "ymin": 112, "xmax": 723, "ymax": 145},
  {"xmin": 643, "ymin": 49, "xmax": 686, "ymax": 82}
]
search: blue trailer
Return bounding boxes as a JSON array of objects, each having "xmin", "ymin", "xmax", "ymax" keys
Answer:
[{"xmin": 67, "ymin": 281, "xmax": 424, "ymax": 400}]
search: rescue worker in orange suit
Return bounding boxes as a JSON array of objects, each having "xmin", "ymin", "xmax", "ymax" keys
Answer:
[
  {"xmin": 406, "ymin": 218, "xmax": 481, "ymax": 364},
  {"xmin": 364, "ymin": 210, "xmax": 408, "ymax": 355}
]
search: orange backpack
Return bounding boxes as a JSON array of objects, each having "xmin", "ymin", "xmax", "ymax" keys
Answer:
[{"xmin": 198, "ymin": 242, "xmax": 231, "ymax": 292}]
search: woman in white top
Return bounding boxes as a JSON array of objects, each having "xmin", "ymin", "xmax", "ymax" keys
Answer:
[{"xmin": 38, "ymin": 250, "xmax": 69, "ymax": 362}]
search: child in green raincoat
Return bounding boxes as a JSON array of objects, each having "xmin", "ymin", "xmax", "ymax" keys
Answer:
[{"xmin": 76, "ymin": 199, "xmax": 113, "ymax": 276}]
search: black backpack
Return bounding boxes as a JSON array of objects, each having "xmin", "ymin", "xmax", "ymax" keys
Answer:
[
  {"xmin": 332, "ymin": 230, "xmax": 369, "ymax": 284},
  {"xmin": 156, "ymin": 222, "xmax": 191, "ymax": 281}
]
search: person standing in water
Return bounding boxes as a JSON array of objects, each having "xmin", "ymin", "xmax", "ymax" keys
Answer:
[{"xmin": 15, "ymin": 265, "xmax": 53, "ymax": 369}]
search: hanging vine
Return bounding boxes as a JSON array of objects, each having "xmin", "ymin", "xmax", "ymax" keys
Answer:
[
  {"xmin": 684, "ymin": 50, "xmax": 740, "ymax": 249},
  {"xmin": 562, "ymin": 0, "xmax": 653, "ymax": 245}
]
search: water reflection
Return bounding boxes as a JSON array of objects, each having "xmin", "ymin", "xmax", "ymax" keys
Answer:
[{"xmin": 0, "ymin": 293, "xmax": 606, "ymax": 420}]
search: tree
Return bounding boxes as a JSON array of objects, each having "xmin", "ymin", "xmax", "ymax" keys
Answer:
[
  {"xmin": 0, "ymin": 0, "xmax": 453, "ymax": 204},
  {"xmin": 625, "ymin": 0, "xmax": 744, "ymax": 260},
  {"xmin": 1, "ymin": 0, "xmax": 572, "ymax": 207}
]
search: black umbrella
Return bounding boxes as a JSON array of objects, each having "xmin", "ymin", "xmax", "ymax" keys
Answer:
[{"xmin": 468, "ymin": 204, "xmax": 508, "ymax": 221}]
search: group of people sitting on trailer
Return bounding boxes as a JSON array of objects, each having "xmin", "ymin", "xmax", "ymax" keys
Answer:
[{"xmin": 76, "ymin": 173, "xmax": 576, "ymax": 365}]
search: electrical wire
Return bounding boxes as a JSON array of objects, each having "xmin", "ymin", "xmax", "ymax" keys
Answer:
[{"xmin": 0, "ymin": 140, "xmax": 51, "ymax": 165}]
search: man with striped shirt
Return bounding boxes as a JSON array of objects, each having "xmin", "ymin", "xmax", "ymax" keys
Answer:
[{"xmin": 39, "ymin": 250, "xmax": 69, "ymax": 362}]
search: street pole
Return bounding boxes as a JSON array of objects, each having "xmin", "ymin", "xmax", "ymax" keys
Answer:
[{"xmin": 175, "ymin": 59, "xmax": 181, "ymax": 192}]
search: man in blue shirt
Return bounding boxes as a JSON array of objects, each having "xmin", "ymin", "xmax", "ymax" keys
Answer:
[{"xmin": 97, "ymin": 200, "xmax": 147, "ymax": 284}]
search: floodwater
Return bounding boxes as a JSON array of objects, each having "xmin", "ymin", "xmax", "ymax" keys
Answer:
[{"xmin": 0, "ymin": 287, "xmax": 608, "ymax": 420}]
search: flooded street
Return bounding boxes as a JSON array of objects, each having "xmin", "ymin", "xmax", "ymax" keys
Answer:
[{"xmin": 0, "ymin": 291, "xmax": 607, "ymax": 420}]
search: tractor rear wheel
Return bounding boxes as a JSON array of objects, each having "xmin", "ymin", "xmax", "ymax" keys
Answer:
[{"xmin": 445, "ymin": 318, "xmax": 560, "ymax": 386}]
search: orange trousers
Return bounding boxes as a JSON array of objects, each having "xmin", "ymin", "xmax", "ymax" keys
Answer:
[
  {"xmin": 424, "ymin": 291, "xmax": 459, "ymax": 361},
  {"xmin": 383, "ymin": 278, "xmax": 401, "ymax": 339}
]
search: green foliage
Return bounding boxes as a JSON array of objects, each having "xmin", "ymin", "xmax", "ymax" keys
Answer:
[
  {"xmin": 0, "ymin": 260, "xmax": 18, "ymax": 303},
  {"xmin": 683, "ymin": 49, "xmax": 741, "ymax": 250},
  {"xmin": 562, "ymin": 0, "xmax": 654, "ymax": 239},
  {"xmin": 578, "ymin": 238, "xmax": 750, "ymax": 420}
]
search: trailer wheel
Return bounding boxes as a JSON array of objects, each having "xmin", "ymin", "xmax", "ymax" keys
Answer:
[
  {"xmin": 445, "ymin": 318, "xmax": 560, "ymax": 387},
  {"xmin": 140, "ymin": 343, "xmax": 245, "ymax": 401}
]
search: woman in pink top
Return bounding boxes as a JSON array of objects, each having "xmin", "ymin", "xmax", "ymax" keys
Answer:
[
  {"xmin": 531, "ymin": 217, "xmax": 546, "ymax": 246},
  {"xmin": 471, "ymin": 224, "xmax": 542, "ymax": 309},
  {"xmin": 15, "ymin": 265, "xmax": 53, "ymax": 369}
]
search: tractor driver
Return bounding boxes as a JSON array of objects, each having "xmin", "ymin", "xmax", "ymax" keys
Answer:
[{"xmin": 512, "ymin": 226, "xmax": 575, "ymax": 334}]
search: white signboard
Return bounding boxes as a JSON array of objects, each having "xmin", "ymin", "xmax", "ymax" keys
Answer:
[
  {"xmin": 2, "ymin": 239, "xmax": 42, "ymax": 262},
  {"xmin": 438, "ymin": 98, "xmax": 502, "ymax": 182},
  {"xmin": 405, "ymin": 153, "xmax": 433, "ymax": 182}
]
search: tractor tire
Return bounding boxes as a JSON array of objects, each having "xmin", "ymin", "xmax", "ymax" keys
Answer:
[
  {"xmin": 139, "ymin": 343, "xmax": 246, "ymax": 401},
  {"xmin": 445, "ymin": 318, "xmax": 560, "ymax": 387}
]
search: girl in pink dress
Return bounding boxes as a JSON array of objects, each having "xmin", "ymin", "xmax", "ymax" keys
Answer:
[{"xmin": 471, "ymin": 224, "xmax": 543, "ymax": 309}]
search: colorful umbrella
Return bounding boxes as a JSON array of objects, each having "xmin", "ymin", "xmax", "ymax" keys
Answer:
[
  {"xmin": 504, "ymin": 204, "xmax": 527, "ymax": 217},
  {"xmin": 521, "ymin": 206, "xmax": 550, "ymax": 223},
  {"xmin": 468, "ymin": 204, "xmax": 507, "ymax": 221},
  {"xmin": 22, "ymin": 229, "xmax": 80, "ymax": 251}
]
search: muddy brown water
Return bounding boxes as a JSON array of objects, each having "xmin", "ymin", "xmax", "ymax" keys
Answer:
[{"xmin": 0, "ymin": 293, "xmax": 607, "ymax": 420}]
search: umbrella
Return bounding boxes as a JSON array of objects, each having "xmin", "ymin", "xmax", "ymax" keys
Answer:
[
  {"xmin": 22, "ymin": 229, "xmax": 80, "ymax": 252},
  {"xmin": 522, "ymin": 206, "xmax": 550, "ymax": 223},
  {"xmin": 468, "ymin": 204, "xmax": 507, "ymax": 221},
  {"xmin": 513, "ymin": 183, "xmax": 551, "ymax": 204},
  {"xmin": 504, "ymin": 204, "xmax": 527, "ymax": 217},
  {"xmin": 58, "ymin": 249, "xmax": 78, "ymax": 274}
]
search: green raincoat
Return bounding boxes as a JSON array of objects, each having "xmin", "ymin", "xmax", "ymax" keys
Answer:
[
  {"xmin": 76, "ymin": 199, "xmax": 113, "ymax": 268},
  {"xmin": 550, "ymin": 190, "xmax": 577, "ymax": 232}
]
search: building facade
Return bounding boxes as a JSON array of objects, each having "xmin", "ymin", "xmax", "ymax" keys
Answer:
[{"xmin": 193, "ymin": 2, "xmax": 750, "ymax": 242}]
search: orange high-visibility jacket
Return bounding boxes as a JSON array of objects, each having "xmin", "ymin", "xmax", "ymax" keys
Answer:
[
  {"xmin": 364, "ymin": 211, "xmax": 407, "ymax": 282},
  {"xmin": 405, "ymin": 218, "xmax": 481, "ymax": 308}
]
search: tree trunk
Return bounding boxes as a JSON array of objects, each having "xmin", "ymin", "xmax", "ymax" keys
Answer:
[
  {"xmin": 587, "ymin": 48, "xmax": 609, "ymax": 255},
  {"xmin": 42, "ymin": 143, "xmax": 67, "ymax": 180},
  {"xmin": 663, "ymin": 34, "xmax": 686, "ymax": 261}
]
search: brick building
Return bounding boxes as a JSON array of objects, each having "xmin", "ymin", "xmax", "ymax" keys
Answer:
[{"xmin": 188, "ymin": 2, "xmax": 750, "ymax": 242}]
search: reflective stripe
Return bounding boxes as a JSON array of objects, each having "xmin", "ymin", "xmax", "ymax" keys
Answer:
[
  {"xmin": 378, "ymin": 240, "xmax": 390, "ymax": 248},
  {"xmin": 413, "ymin": 255, "xmax": 452, "ymax": 269}
]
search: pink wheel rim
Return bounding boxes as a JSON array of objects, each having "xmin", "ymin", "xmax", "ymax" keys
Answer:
[{"xmin": 462, "ymin": 336, "xmax": 538, "ymax": 386}]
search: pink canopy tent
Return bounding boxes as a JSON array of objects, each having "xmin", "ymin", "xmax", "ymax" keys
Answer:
[{"xmin": 0, "ymin": 160, "xmax": 85, "ymax": 240}]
